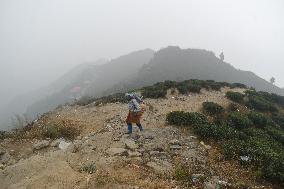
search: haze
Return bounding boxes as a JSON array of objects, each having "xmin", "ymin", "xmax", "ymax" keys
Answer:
[{"xmin": 0, "ymin": 0, "xmax": 284, "ymax": 109}]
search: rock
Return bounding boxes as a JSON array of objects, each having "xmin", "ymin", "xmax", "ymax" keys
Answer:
[
  {"xmin": 0, "ymin": 148, "xmax": 5, "ymax": 156},
  {"xmin": 169, "ymin": 139, "xmax": 181, "ymax": 145},
  {"xmin": 0, "ymin": 163, "xmax": 4, "ymax": 170},
  {"xmin": 204, "ymin": 176, "xmax": 219, "ymax": 189},
  {"xmin": 143, "ymin": 133, "xmax": 154, "ymax": 140},
  {"xmin": 170, "ymin": 145, "xmax": 182, "ymax": 150},
  {"xmin": 149, "ymin": 151, "xmax": 170, "ymax": 160},
  {"xmin": 50, "ymin": 139, "xmax": 62, "ymax": 147},
  {"xmin": 107, "ymin": 148, "xmax": 127, "ymax": 156},
  {"xmin": 191, "ymin": 174, "xmax": 205, "ymax": 183},
  {"xmin": 127, "ymin": 151, "xmax": 142, "ymax": 157},
  {"xmin": 0, "ymin": 152, "xmax": 11, "ymax": 164},
  {"xmin": 58, "ymin": 140, "xmax": 71, "ymax": 150},
  {"xmin": 146, "ymin": 160, "xmax": 172, "ymax": 174},
  {"xmin": 124, "ymin": 139, "xmax": 138, "ymax": 150},
  {"xmin": 33, "ymin": 140, "xmax": 50, "ymax": 150},
  {"xmin": 200, "ymin": 141, "xmax": 211, "ymax": 150}
]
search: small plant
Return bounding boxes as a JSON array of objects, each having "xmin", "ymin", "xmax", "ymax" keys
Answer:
[
  {"xmin": 43, "ymin": 121, "xmax": 80, "ymax": 140},
  {"xmin": 174, "ymin": 165, "xmax": 190, "ymax": 182},
  {"xmin": 248, "ymin": 112, "xmax": 268, "ymax": 128},
  {"xmin": 202, "ymin": 102, "xmax": 224, "ymax": 116},
  {"xmin": 166, "ymin": 111, "xmax": 208, "ymax": 126},
  {"xmin": 228, "ymin": 112, "xmax": 252, "ymax": 130},
  {"xmin": 80, "ymin": 162, "xmax": 96, "ymax": 174},
  {"xmin": 226, "ymin": 91, "xmax": 244, "ymax": 103}
]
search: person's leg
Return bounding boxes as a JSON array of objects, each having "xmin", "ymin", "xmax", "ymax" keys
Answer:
[
  {"xmin": 127, "ymin": 123, "xmax": 133, "ymax": 134},
  {"xmin": 136, "ymin": 123, "xmax": 143, "ymax": 132}
]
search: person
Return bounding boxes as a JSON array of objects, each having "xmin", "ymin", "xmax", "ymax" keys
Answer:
[{"xmin": 125, "ymin": 93, "xmax": 145, "ymax": 134}]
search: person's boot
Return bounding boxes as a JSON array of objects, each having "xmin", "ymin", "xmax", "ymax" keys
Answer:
[
  {"xmin": 125, "ymin": 124, "xmax": 132, "ymax": 134},
  {"xmin": 137, "ymin": 123, "xmax": 143, "ymax": 132}
]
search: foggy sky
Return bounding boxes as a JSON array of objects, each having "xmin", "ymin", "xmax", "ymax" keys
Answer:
[{"xmin": 0, "ymin": 0, "xmax": 284, "ymax": 108}]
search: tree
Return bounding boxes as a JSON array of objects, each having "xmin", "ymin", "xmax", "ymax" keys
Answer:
[
  {"xmin": 219, "ymin": 52, "xmax": 224, "ymax": 61},
  {"xmin": 270, "ymin": 77, "xmax": 275, "ymax": 85}
]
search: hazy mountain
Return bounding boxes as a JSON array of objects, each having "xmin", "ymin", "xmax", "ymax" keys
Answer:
[
  {"xmin": 113, "ymin": 46, "xmax": 284, "ymax": 95},
  {"xmin": 2, "ymin": 46, "xmax": 284, "ymax": 131},
  {"xmin": 24, "ymin": 49, "xmax": 154, "ymax": 120}
]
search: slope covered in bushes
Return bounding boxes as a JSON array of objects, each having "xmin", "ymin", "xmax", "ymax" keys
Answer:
[{"xmin": 166, "ymin": 90, "xmax": 284, "ymax": 185}]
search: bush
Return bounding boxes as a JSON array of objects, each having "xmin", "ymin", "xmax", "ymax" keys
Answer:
[
  {"xmin": 173, "ymin": 165, "xmax": 190, "ymax": 182},
  {"xmin": 248, "ymin": 96, "xmax": 278, "ymax": 112},
  {"xmin": 142, "ymin": 86, "xmax": 167, "ymax": 98},
  {"xmin": 166, "ymin": 111, "xmax": 208, "ymax": 126},
  {"xmin": 226, "ymin": 91, "xmax": 244, "ymax": 103},
  {"xmin": 80, "ymin": 163, "xmax": 96, "ymax": 174},
  {"xmin": 209, "ymin": 83, "xmax": 222, "ymax": 91},
  {"xmin": 271, "ymin": 113, "xmax": 284, "ymax": 129},
  {"xmin": 43, "ymin": 122, "xmax": 80, "ymax": 140},
  {"xmin": 192, "ymin": 123, "xmax": 240, "ymax": 141},
  {"xmin": 245, "ymin": 91, "xmax": 278, "ymax": 112},
  {"xmin": 248, "ymin": 112, "xmax": 268, "ymax": 128},
  {"xmin": 202, "ymin": 102, "xmax": 224, "ymax": 116},
  {"xmin": 230, "ymin": 83, "xmax": 247, "ymax": 89},
  {"xmin": 228, "ymin": 112, "xmax": 252, "ymax": 130}
]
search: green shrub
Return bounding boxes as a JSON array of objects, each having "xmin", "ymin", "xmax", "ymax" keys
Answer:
[
  {"xmin": 226, "ymin": 91, "xmax": 244, "ymax": 103},
  {"xmin": 173, "ymin": 165, "xmax": 190, "ymax": 182},
  {"xmin": 80, "ymin": 163, "xmax": 96, "ymax": 174},
  {"xmin": 43, "ymin": 122, "xmax": 80, "ymax": 140},
  {"xmin": 192, "ymin": 123, "xmax": 240, "ymax": 141},
  {"xmin": 271, "ymin": 113, "xmax": 284, "ymax": 129},
  {"xmin": 247, "ymin": 96, "xmax": 278, "ymax": 112},
  {"xmin": 245, "ymin": 91, "xmax": 278, "ymax": 112},
  {"xmin": 227, "ymin": 103, "xmax": 240, "ymax": 112},
  {"xmin": 228, "ymin": 112, "xmax": 252, "ymax": 130},
  {"xmin": 248, "ymin": 112, "xmax": 268, "ymax": 128},
  {"xmin": 209, "ymin": 83, "xmax": 222, "ymax": 91},
  {"xmin": 202, "ymin": 102, "xmax": 224, "ymax": 116},
  {"xmin": 230, "ymin": 83, "xmax": 247, "ymax": 89},
  {"xmin": 166, "ymin": 111, "xmax": 208, "ymax": 126},
  {"xmin": 142, "ymin": 86, "xmax": 167, "ymax": 98}
]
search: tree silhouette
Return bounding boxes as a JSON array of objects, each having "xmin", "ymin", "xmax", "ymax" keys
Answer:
[
  {"xmin": 270, "ymin": 77, "xmax": 275, "ymax": 85},
  {"xmin": 219, "ymin": 52, "xmax": 224, "ymax": 61}
]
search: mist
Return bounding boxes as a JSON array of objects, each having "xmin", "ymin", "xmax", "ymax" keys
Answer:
[{"xmin": 0, "ymin": 0, "xmax": 284, "ymax": 127}]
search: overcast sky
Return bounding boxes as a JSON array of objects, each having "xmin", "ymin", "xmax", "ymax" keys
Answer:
[{"xmin": 0, "ymin": 0, "xmax": 283, "ymax": 107}]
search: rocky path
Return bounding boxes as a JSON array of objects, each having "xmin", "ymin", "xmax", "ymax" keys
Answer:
[{"xmin": 1, "ymin": 87, "xmax": 252, "ymax": 189}]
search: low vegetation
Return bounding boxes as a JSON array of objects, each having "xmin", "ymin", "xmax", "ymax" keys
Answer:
[
  {"xmin": 226, "ymin": 91, "xmax": 244, "ymax": 103},
  {"xmin": 202, "ymin": 102, "xmax": 224, "ymax": 116},
  {"xmin": 167, "ymin": 98, "xmax": 284, "ymax": 185},
  {"xmin": 79, "ymin": 162, "xmax": 96, "ymax": 174},
  {"xmin": 42, "ymin": 121, "xmax": 80, "ymax": 140}
]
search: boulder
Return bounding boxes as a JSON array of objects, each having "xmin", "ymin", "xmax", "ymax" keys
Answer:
[
  {"xmin": 33, "ymin": 140, "xmax": 50, "ymax": 150},
  {"xmin": 107, "ymin": 148, "xmax": 127, "ymax": 156},
  {"xmin": 59, "ymin": 140, "xmax": 71, "ymax": 151},
  {"xmin": 0, "ymin": 151, "xmax": 11, "ymax": 164},
  {"xmin": 50, "ymin": 139, "xmax": 62, "ymax": 147},
  {"xmin": 170, "ymin": 145, "xmax": 182, "ymax": 150},
  {"xmin": 169, "ymin": 139, "xmax": 181, "ymax": 146},
  {"xmin": 146, "ymin": 160, "xmax": 172, "ymax": 174},
  {"xmin": 124, "ymin": 139, "xmax": 138, "ymax": 150},
  {"xmin": 127, "ymin": 151, "xmax": 142, "ymax": 157}
]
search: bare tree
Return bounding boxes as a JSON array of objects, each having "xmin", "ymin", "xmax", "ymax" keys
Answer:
[
  {"xmin": 270, "ymin": 77, "xmax": 275, "ymax": 85},
  {"xmin": 219, "ymin": 52, "xmax": 224, "ymax": 61}
]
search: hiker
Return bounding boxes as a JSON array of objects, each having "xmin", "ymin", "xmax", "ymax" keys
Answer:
[{"xmin": 125, "ymin": 93, "xmax": 145, "ymax": 134}]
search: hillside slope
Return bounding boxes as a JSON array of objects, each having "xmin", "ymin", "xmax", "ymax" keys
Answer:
[{"xmin": 0, "ymin": 86, "xmax": 278, "ymax": 189}]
